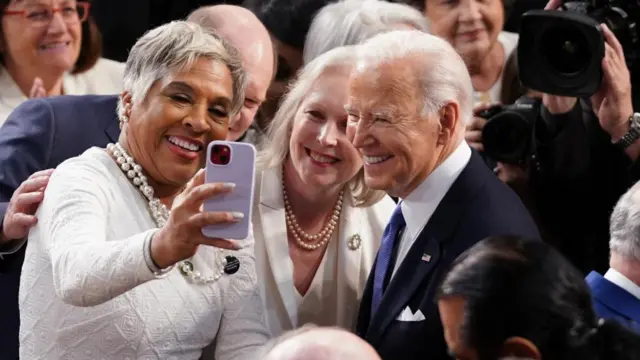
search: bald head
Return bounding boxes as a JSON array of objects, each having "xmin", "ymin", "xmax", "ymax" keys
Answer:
[
  {"xmin": 263, "ymin": 327, "xmax": 381, "ymax": 360},
  {"xmin": 188, "ymin": 5, "xmax": 271, "ymax": 53},
  {"xmin": 188, "ymin": 5, "xmax": 275, "ymax": 141}
]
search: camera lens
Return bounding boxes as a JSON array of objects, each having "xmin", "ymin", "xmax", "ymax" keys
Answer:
[
  {"xmin": 482, "ymin": 112, "xmax": 532, "ymax": 164},
  {"xmin": 540, "ymin": 25, "xmax": 591, "ymax": 75}
]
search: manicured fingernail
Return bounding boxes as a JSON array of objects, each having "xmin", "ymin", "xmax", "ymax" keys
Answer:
[
  {"xmin": 222, "ymin": 182, "xmax": 236, "ymax": 189},
  {"xmin": 231, "ymin": 212, "xmax": 244, "ymax": 219}
]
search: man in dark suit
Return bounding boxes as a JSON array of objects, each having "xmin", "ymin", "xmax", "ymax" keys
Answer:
[
  {"xmin": 345, "ymin": 31, "xmax": 540, "ymax": 359},
  {"xmin": 586, "ymin": 181, "xmax": 640, "ymax": 332},
  {"xmin": 0, "ymin": 95, "xmax": 119, "ymax": 359}
]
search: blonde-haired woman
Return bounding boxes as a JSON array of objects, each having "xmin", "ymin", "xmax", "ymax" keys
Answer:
[{"xmin": 253, "ymin": 45, "xmax": 395, "ymax": 337}]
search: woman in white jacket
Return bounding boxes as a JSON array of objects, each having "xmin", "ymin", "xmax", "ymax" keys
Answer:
[{"xmin": 19, "ymin": 21, "xmax": 268, "ymax": 360}]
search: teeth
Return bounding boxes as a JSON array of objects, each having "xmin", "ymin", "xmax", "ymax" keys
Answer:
[
  {"xmin": 41, "ymin": 42, "xmax": 67, "ymax": 50},
  {"xmin": 364, "ymin": 155, "xmax": 391, "ymax": 165},
  {"xmin": 167, "ymin": 136, "xmax": 200, "ymax": 152},
  {"xmin": 309, "ymin": 150, "xmax": 337, "ymax": 164}
]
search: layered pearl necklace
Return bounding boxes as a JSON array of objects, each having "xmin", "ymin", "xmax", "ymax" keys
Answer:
[
  {"xmin": 282, "ymin": 169, "xmax": 344, "ymax": 251},
  {"xmin": 106, "ymin": 142, "xmax": 227, "ymax": 284}
]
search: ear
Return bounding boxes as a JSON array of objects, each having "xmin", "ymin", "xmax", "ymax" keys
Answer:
[
  {"xmin": 121, "ymin": 91, "xmax": 133, "ymax": 115},
  {"xmin": 500, "ymin": 336, "xmax": 541, "ymax": 360},
  {"xmin": 437, "ymin": 102, "xmax": 460, "ymax": 145}
]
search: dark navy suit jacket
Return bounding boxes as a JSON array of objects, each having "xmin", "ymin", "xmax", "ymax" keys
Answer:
[
  {"xmin": 356, "ymin": 151, "xmax": 540, "ymax": 360},
  {"xmin": 0, "ymin": 95, "xmax": 120, "ymax": 359},
  {"xmin": 586, "ymin": 271, "xmax": 640, "ymax": 332}
]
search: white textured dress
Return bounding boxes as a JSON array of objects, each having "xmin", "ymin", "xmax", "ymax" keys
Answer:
[{"xmin": 18, "ymin": 147, "xmax": 269, "ymax": 360}]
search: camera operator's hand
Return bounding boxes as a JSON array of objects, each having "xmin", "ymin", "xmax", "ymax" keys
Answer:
[
  {"xmin": 542, "ymin": 94, "xmax": 578, "ymax": 115},
  {"xmin": 466, "ymin": 103, "xmax": 499, "ymax": 152},
  {"xmin": 495, "ymin": 161, "xmax": 529, "ymax": 185},
  {"xmin": 544, "ymin": 0, "xmax": 564, "ymax": 10},
  {"xmin": 591, "ymin": 24, "xmax": 634, "ymax": 140}
]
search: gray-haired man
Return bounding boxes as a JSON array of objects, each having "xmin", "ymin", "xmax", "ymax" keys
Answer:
[{"xmin": 586, "ymin": 181, "xmax": 640, "ymax": 331}]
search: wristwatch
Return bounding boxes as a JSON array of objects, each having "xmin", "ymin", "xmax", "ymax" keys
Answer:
[{"xmin": 613, "ymin": 113, "xmax": 640, "ymax": 150}]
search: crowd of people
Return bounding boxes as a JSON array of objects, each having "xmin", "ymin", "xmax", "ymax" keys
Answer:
[{"xmin": 0, "ymin": 0, "xmax": 639, "ymax": 359}]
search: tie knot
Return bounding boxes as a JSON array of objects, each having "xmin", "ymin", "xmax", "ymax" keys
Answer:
[{"xmin": 390, "ymin": 204, "xmax": 406, "ymax": 228}]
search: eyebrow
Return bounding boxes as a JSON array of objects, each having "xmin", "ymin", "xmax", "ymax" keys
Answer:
[
  {"xmin": 24, "ymin": 0, "xmax": 69, "ymax": 6},
  {"xmin": 371, "ymin": 109, "xmax": 394, "ymax": 118},
  {"xmin": 165, "ymin": 81, "xmax": 193, "ymax": 94},
  {"xmin": 166, "ymin": 81, "xmax": 232, "ymax": 107}
]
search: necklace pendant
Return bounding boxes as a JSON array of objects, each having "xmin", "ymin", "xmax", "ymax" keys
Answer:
[{"xmin": 348, "ymin": 234, "xmax": 362, "ymax": 251}]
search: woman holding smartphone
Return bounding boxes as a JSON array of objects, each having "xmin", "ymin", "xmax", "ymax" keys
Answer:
[
  {"xmin": 18, "ymin": 21, "xmax": 268, "ymax": 360},
  {"xmin": 253, "ymin": 45, "xmax": 396, "ymax": 337}
]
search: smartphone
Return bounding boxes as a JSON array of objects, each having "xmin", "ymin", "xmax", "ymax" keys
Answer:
[{"xmin": 201, "ymin": 141, "xmax": 256, "ymax": 240}]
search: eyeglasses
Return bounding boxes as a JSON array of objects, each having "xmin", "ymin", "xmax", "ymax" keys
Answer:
[{"xmin": 3, "ymin": 2, "xmax": 90, "ymax": 28}]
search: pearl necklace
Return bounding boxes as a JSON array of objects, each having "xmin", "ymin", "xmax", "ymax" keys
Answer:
[
  {"xmin": 106, "ymin": 143, "xmax": 227, "ymax": 284},
  {"xmin": 282, "ymin": 169, "xmax": 344, "ymax": 251}
]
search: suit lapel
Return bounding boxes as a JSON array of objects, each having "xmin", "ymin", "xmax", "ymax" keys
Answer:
[
  {"xmin": 335, "ymin": 198, "xmax": 365, "ymax": 328},
  {"xmin": 258, "ymin": 167, "xmax": 298, "ymax": 328},
  {"xmin": 366, "ymin": 152, "xmax": 486, "ymax": 343},
  {"xmin": 589, "ymin": 272, "xmax": 640, "ymax": 324},
  {"xmin": 366, "ymin": 209, "xmax": 450, "ymax": 343}
]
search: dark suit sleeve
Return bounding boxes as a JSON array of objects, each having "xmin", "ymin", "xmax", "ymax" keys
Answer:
[{"xmin": 0, "ymin": 99, "xmax": 55, "ymax": 262}]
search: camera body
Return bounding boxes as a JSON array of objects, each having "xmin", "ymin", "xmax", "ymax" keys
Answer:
[
  {"xmin": 479, "ymin": 97, "xmax": 541, "ymax": 164},
  {"xmin": 518, "ymin": 0, "xmax": 640, "ymax": 97}
]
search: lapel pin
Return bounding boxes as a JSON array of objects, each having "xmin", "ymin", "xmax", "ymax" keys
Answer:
[
  {"xmin": 421, "ymin": 253, "xmax": 432, "ymax": 262},
  {"xmin": 224, "ymin": 255, "xmax": 240, "ymax": 275},
  {"xmin": 348, "ymin": 234, "xmax": 362, "ymax": 251}
]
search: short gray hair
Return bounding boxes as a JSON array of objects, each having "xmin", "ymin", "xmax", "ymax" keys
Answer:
[
  {"xmin": 609, "ymin": 181, "xmax": 640, "ymax": 261},
  {"xmin": 257, "ymin": 45, "xmax": 385, "ymax": 207},
  {"xmin": 355, "ymin": 30, "xmax": 473, "ymax": 124},
  {"xmin": 303, "ymin": 0, "xmax": 429, "ymax": 65},
  {"xmin": 117, "ymin": 21, "xmax": 247, "ymax": 118}
]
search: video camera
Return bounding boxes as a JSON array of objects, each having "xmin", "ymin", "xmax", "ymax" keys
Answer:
[
  {"xmin": 479, "ymin": 97, "xmax": 541, "ymax": 165},
  {"xmin": 518, "ymin": 0, "xmax": 640, "ymax": 97}
]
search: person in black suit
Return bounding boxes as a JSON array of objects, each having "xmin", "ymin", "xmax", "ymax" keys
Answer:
[{"xmin": 345, "ymin": 30, "xmax": 540, "ymax": 360}]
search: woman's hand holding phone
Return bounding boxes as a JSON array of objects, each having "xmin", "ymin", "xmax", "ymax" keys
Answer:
[
  {"xmin": 201, "ymin": 141, "xmax": 257, "ymax": 240},
  {"xmin": 150, "ymin": 169, "xmax": 242, "ymax": 269}
]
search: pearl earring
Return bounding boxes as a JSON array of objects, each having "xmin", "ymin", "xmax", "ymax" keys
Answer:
[
  {"xmin": 119, "ymin": 113, "xmax": 129, "ymax": 128},
  {"xmin": 119, "ymin": 105, "xmax": 131, "ymax": 128}
]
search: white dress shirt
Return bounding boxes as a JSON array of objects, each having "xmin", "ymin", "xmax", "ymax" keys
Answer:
[
  {"xmin": 392, "ymin": 142, "xmax": 472, "ymax": 276},
  {"xmin": 605, "ymin": 268, "xmax": 640, "ymax": 300}
]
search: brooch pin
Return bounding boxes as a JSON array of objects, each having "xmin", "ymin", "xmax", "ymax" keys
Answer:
[{"xmin": 348, "ymin": 234, "xmax": 362, "ymax": 251}]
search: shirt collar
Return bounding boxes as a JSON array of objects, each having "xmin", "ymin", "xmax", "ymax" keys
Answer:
[
  {"xmin": 605, "ymin": 268, "xmax": 640, "ymax": 301},
  {"xmin": 400, "ymin": 141, "xmax": 471, "ymax": 241}
]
